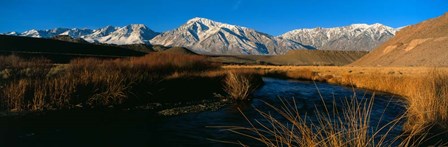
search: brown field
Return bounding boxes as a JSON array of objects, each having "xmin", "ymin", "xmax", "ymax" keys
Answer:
[
  {"xmin": 208, "ymin": 50, "xmax": 368, "ymax": 66},
  {"xmin": 0, "ymin": 54, "xmax": 262, "ymax": 112},
  {"xmin": 225, "ymin": 65, "xmax": 448, "ymax": 143}
]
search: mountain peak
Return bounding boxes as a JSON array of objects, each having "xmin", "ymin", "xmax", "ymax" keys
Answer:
[
  {"xmin": 93, "ymin": 24, "xmax": 158, "ymax": 45},
  {"xmin": 102, "ymin": 25, "xmax": 115, "ymax": 29},
  {"xmin": 348, "ymin": 23, "xmax": 370, "ymax": 28},
  {"xmin": 5, "ymin": 32, "xmax": 18, "ymax": 35},
  {"xmin": 26, "ymin": 29, "xmax": 39, "ymax": 33},
  {"xmin": 187, "ymin": 17, "xmax": 215, "ymax": 24},
  {"xmin": 97, "ymin": 25, "xmax": 117, "ymax": 31},
  {"xmin": 371, "ymin": 23, "xmax": 384, "ymax": 26},
  {"xmin": 151, "ymin": 17, "xmax": 308, "ymax": 55},
  {"xmin": 127, "ymin": 24, "xmax": 147, "ymax": 28},
  {"xmin": 348, "ymin": 23, "xmax": 389, "ymax": 29},
  {"xmin": 370, "ymin": 23, "xmax": 390, "ymax": 28},
  {"xmin": 121, "ymin": 24, "xmax": 152, "ymax": 33},
  {"xmin": 183, "ymin": 17, "xmax": 250, "ymax": 31}
]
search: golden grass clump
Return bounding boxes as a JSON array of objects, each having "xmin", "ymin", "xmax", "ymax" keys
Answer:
[
  {"xmin": 224, "ymin": 71, "xmax": 261, "ymax": 100},
  {"xmin": 2, "ymin": 80, "xmax": 28, "ymax": 112},
  {"xmin": 404, "ymin": 70, "xmax": 448, "ymax": 131}
]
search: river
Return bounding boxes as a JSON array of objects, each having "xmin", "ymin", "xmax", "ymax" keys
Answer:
[{"xmin": 0, "ymin": 77, "xmax": 407, "ymax": 146}]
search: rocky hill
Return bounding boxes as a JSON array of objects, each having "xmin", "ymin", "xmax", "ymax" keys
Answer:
[{"xmin": 352, "ymin": 13, "xmax": 448, "ymax": 66}]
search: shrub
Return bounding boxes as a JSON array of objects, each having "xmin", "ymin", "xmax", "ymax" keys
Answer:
[
  {"xmin": 224, "ymin": 72, "xmax": 259, "ymax": 100},
  {"xmin": 2, "ymin": 80, "xmax": 28, "ymax": 111}
]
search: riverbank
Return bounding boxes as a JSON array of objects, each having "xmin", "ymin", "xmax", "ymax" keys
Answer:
[
  {"xmin": 225, "ymin": 65, "xmax": 448, "ymax": 145},
  {"xmin": 0, "ymin": 54, "xmax": 262, "ymax": 114}
]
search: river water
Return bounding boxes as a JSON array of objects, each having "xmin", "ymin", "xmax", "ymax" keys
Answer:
[{"xmin": 0, "ymin": 77, "xmax": 407, "ymax": 146}]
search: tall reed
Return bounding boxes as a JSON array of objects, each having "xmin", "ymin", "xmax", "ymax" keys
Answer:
[
  {"xmin": 224, "ymin": 94, "xmax": 408, "ymax": 146},
  {"xmin": 259, "ymin": 67, "xmax": 448, "ymax": 144}
]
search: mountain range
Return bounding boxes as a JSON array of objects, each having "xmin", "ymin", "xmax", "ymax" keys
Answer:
[
  {"xmin": 280, "ymin": 23, "xmax": 397, "ymax": 51},
  {"xmin": 2, "ymin": 18, "xmax": 400, "ymax": 55},
  {"xmin": 5, "ymin": 24, "xmax": 159, "ymax": 45},
  {"xmin": 150, "ymin": 17, "xmax": 311, "ymax": 55}
]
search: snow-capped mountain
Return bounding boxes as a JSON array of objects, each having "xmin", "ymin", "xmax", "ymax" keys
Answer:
[
  {"xmin": 10, "ymin": 25, "xmax": 159, "ymax": 45},
  {"xmin": 21, "ymin": 29, "xmax": 64, "ymax": 38},
  {"xmin": 150, "ymin": 17, "xmax": 311, "ymax": 55},
  {"xmin": 3, "ymin": 32, "xmax": 19, "ymax": 36},
  {"xmin": 280, "ymin": 23, "xmax": 397, "ymax": 51},
  {"xmin": 59, "ymin": 28, "xmax": 93, "ymax": 38},
  {"xmin": 92, "ymin": 24, "xmax": 158, "ymax": 45},
  {"xmin": 81, "ymin": 26, "xmax": 118, "ymax": 43},
  {"xmin": 3, "ymin": 18, "xmax": 399, "ymax": 54}
]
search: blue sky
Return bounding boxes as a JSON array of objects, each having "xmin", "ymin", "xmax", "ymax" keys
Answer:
[{"xmin": 0, "ymin": 0, "xmax": 447, "ymax": 35}]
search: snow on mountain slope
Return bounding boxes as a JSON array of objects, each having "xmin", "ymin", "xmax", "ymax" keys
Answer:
[
  {"xmin": 81, "ymin": 26, "xmax": 118, "ymax": 43},
  {"xmin": 150, "ymin": 17, "xmax": 310, "ymax": 55},
  {"xmin": 12, "ymin": 25, "xmax": 158, "ymax": 45},
  {"xmin": 21, "ymin": 29, "xmax": 64, "ymax": 38},
  {"xmin": 60, "ymin": 28, "xmax": 93, "ymax": 38},
  {"xmin": 3, "ymin": 32, "xmax": 19, "ymax": 36},
  {"xmin": 95, "ymin": 24, "xmax": 158, "ymax": 45},
  {"xmin": 280, "ymin": 23, "xmax": 397, "ymax": 51}
]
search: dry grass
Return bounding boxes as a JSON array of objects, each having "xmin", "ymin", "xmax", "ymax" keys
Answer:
[
  {"xmin": 405, "ymin": 70, "xmax": 448, "ymax": 131},
  {"xmin": 2, "ymin": 80, "xmax": 28, "ymax": 112},
  {"xmin": 224, "ymin": 72, "xmax": 258, "ymax": 100},
  {"xmin": 0, "ymin": 53, "xmax": 223, "ymax": 111},
  {"xmin": 0, "ymin": 55, "xmax": 52, "ymax": 80},
  {"xmin": 0, "ymin": 55, "xmax": 51, "ymax": 69},
  {"xmin": 223, "ymin": 94, "xmax": 410, "ymax": 146},
  {"xmin": 225, "ymin": 65, "xmax": 448, "ymax": 144}
]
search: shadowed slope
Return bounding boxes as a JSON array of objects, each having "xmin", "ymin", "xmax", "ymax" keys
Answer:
[
  {"xmin": 0, "ymin": 35, "xmax": 146, "ymax": 62},
  {"xmin": 163, "ymin": 47, "xmax": 198, "ymax": 55}
]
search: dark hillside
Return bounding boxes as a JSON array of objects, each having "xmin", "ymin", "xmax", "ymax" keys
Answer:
[{"xmin": 0, "ymin": 35, "xmax": 146, "ymax": 62}]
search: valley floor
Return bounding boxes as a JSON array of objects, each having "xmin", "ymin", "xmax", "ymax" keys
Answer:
[
  {"xmin": 2, "ymin": 52, "xmax": 448, "ymax": 145},
  {"xmin": 224, "ymin": 65, "xmax": 448, "ymax": 77}
]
